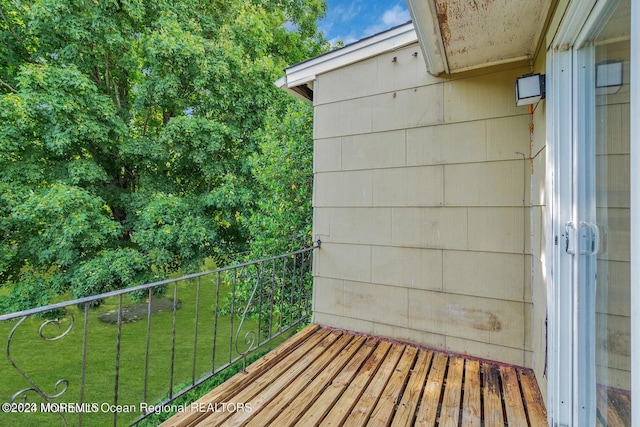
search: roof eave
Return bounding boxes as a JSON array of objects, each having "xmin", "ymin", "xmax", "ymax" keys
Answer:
[
  {"xmin": 275, "ymin": 76, "xmax": 313, "ymax": 104},
  {"xmin": 277, "ymin": 22, "xmax": 418, "ymax": 102},
  {"xmin": 406, "ymin": 0, "xmax": 448, "ymax": 75}
]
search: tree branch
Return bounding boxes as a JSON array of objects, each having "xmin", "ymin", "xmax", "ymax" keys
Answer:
[
  {"xmin": 0, "ymin": 76, "xmax": 18, "ymax": 93},
  {"xmin": 142, "ymin": 107, "xmax": 150, "ymax": 136},
  {"xmin": 113, "ymin": 78, "xmax": 122, "ymax": 110},
  {"xmin": 0, "ymin": 8, "xmax": 27, "ymax": 48}
]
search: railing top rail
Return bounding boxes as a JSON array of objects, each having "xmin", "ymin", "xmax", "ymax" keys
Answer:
[{"xmin": 0, "ymin": 242, "xmax": 320, "ymax": 322}]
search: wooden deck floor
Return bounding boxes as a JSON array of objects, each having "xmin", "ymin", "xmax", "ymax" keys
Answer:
[{"xmin": 163, "ymin": 324, "xmax": 548, "ymax": 426}]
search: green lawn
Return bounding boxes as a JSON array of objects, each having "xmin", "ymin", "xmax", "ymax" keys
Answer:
[{"xmin": 0, "ymin": 268, "xmax": 296, "ymax": 426}]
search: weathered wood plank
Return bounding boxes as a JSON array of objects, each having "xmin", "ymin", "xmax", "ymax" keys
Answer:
[
  {"xmin": 268, "ymin": 335, "xmax": 367, "ymax": 426},
  {"xmin": 460, "ymin": 359, "xmax": 481, "ymax": 427},
  {"xmin": 163, "ymin": 326, "xmax": 550, "ymax": 427},
  {"xmin": 608, "ymin": 387, "xmax": 632, "ymax": 427},
  {"xmin": 213, "ymin": 330, "xmax": 343, "ymax": 426},
  {"xmin": 596, "ymin": 384, "xmax": 608, "ymax": 427},
  {"xmin": 439, "ymin": 356, "xmax": 464, "ymax": 427},
  {"xmin": 367, "ymin": 346, "xmax": 418, "ymax": 427},
  {"xmin": 500, "ymin": 365, "xmax": 527, "ymax": 427},
  {"xmin": 390, "ymin": 350, "xmax": 433, "ymax": 427},
  {"xmin": 242, "ymin": 332, "xmax": 356, "ymax": 427},
  {"xmin": 294, "ymin": 337, "xmax": 379, "ymax": 426},
  {"xmin": 482, "ymin": 362, "xmax": 504, "ymax": 427},
  {"xmin": 160, "ymin": 324, "xmax": 322, "ymax": 427},
  {"xmin": 596, "ymin": 385, "xmax": 627, "ymax": 427},
  {"xmin": 342, "ymin": 343, "xmax": 406, "ymax": 426},
  {"xmin": 415, "ymin": 352, "xmax": 448, "ymax": 426},
  {"xmin": 319, "ymin": 340, "xmax": 392, "ymax": 426},
  {"xmin": 519, "ymin": 369, "xmax": 548, "ymax": 427}
]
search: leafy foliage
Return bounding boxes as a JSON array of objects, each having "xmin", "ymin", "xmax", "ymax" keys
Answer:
[
  {"xmin": 247, "ymin": 101, "xmax": 314, "ymax": 257},
  {"xmin": 0, "ymin": 0, "xmax": 326, "ymax": 312},
  {"xmin": 223, "ymin": 101, "xmax": 315, "ymax": 331}
]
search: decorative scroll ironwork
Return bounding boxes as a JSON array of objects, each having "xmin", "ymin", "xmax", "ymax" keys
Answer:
[
  {"xmin": 231, "ymin": 248, "xmax": 315, "ymax": 372},
  {"xmin": 0, "ymin": 242, "xmax": 319, "ymax": 425},
  {"xmin": 6, "ymin": 313, "xmax": 74, "ymax": 426},
  {"xmin": 234, "ymin": 263, "xmax": 265, "ymax": 372}
]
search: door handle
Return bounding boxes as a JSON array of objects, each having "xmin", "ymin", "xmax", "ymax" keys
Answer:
[
  {"xmin": 565, "ymin": 221, "xmax": 576, "ymax": 254},
  {"xmin": 565, "ymin": 221, "xmax": 599, "ymax": 255},
  {"xmin": 579, "ymin": 221, "xmax": 600, "ymax": 255}
]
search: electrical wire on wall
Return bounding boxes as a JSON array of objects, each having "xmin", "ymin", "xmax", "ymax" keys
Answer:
[{"xmin": 516, "ymin": 150, "xmax": 527, "ymax": 367}]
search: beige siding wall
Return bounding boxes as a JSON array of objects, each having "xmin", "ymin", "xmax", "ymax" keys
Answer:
[{"xmin": 312, "ymin": 43, "xmax": 540, "ymax": 367}]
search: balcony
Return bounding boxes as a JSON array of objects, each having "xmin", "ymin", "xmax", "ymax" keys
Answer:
[{"xmin": 12, "ymin": 242, "xmax": 634, "ymax": 426}]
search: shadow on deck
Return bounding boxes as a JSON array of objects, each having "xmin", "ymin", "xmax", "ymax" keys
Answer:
[{"xmin": 162, "ymin": 324, "xmax": 548, "ymax": 426}]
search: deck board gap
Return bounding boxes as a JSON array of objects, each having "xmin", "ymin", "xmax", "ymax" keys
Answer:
[
  {"xmin": 519, "ymin": 370, "xmax": 548, "ymax": 426},
  {"xmin": 499, "ymin": 365, "xmax": 508, "ymax": 427},
  {"xmin": 516, "ymin": 369, "xmax": 532, "ymax": 427},
  {"xmin": 435, "ymin": 355, "xmax": 451, "ymax": 425},
  {"xmin": 479, "ymin": 362, "xmax": 485, "ymax": 425},
  {"xmin": 459, "ymin": 358, "xmax": 466, "ymax": 427}
]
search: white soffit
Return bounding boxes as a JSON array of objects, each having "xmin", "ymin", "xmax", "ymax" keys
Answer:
[
  {"xmin": 407, "ymin": 0, "xmax": 551, "ymax": 74},
  {"xmin": 276, "ymin": 22, "xmax": 417, "ymax": 101}
]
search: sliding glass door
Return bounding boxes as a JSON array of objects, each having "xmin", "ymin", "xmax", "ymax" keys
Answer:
[
  {"xmin": 590, "ymin": 3, "xmax": 631, "ymax": 424},
  {"xmin": 549, "ymin": 0, "xmax": 631, "ymax": 425}
]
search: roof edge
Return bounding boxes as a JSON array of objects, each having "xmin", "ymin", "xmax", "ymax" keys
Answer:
[
  {"xmin": 406, "ymin": 0, "xmax": 448, "ymax": 75},
  {"xmin": 275, "ymin": 76, "xmax": 313, "ymax": 104},
  {"xmin": 279, "ymin": 22, "xmax": 418, "ymax": 95}
]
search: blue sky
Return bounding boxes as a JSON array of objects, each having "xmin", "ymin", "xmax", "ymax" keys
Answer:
[{"xmin": 318, "ymin": 0, "xmax": 411, "ymax": 46}]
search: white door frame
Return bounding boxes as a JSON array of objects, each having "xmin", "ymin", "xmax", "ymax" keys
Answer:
[
  {"xmin": 546, "ymin": 33, "xmax": 575, "ymax": 426},
  {"xmin": 631, "ymin": 0, "xmax": 639, "ymax": 425},
  {"xmin": 547, "ymin": 0, "xmax": 637, "ymax": 425}
]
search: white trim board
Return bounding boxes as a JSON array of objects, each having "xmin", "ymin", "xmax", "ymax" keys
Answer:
[
  {"xmin": 276, "ymin": 22, "xmax": 417, "ymax": 96},
  {"xmin": 631, "ymin": 0, "xmax": 639, "ymax": 425}
]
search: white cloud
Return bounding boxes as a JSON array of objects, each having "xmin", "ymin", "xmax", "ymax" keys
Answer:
[
  {"xmin": 319, "ymin": 0, "xmax": 363, "ymax": 47},
  {"xmin": 320, "ymin": 1, "xmax": 411, "ymax": 48},
  {"xmin": 363, "ymin": 4, "xmax": 411, "ymax": 38},
  {"xmin": 338, "ymin": 2, "xmax": 362, "ymax": 23},
  {"xmin": 382, "ymin": 4, "xmax": 411, "ymax": 27}
]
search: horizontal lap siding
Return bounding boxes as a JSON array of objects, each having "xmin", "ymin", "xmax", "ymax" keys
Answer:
[{"xmin": 312, "ymin": 41, "xmax": 534, "ymax": 367}]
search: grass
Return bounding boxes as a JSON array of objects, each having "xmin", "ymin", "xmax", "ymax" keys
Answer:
[
  {"xmin": 136, "ymin": 349, "xmax": 269, "ymax": 426},
  {"xmin": 0, "ymin": 263, "xmax": 300, "ymax": 427}
]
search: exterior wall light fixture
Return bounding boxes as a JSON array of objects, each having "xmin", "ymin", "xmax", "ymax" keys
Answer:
[
  {"xmin": 596, "ymin": 60, "xmax": 624, "ymax": 95},
  {"xmin": 515, "ymin": 73, "xmax": 546, "ymax": 106}
]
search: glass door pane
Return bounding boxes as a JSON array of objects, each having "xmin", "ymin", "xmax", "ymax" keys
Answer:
[{"xmin": 592, "ymin": 1, "xmax": 631, "ymax": 424}]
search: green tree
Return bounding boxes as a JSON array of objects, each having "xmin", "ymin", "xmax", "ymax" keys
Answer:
[
  {"xmin": 248, "ymin": 101, "xmax": 314, "ymax": 257},
  {"xmin": 0, "ymin": 0, "xmax": 326, "ymax": 312},
  {"xmin": 238, "ymin": 100, "xmax": 315, "ymax": 335}
]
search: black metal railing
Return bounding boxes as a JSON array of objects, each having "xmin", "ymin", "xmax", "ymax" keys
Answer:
[{"xmin": 0, "ymin": 243, "xmax": 319, "ymax": 426}]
